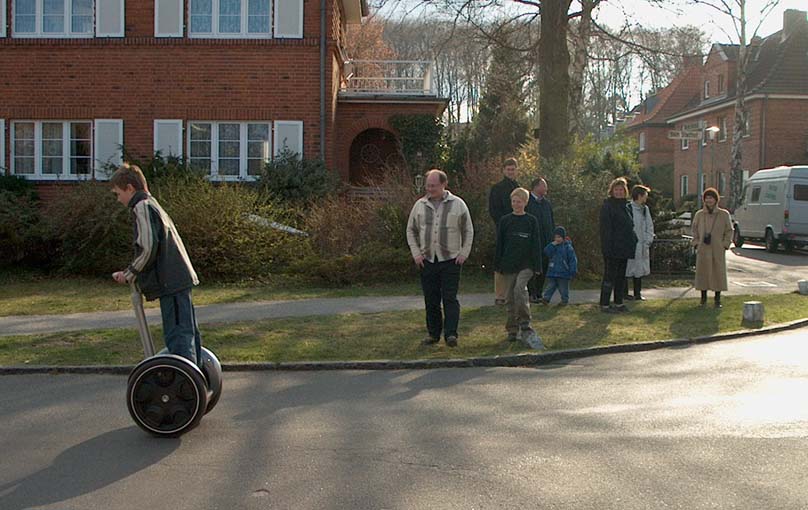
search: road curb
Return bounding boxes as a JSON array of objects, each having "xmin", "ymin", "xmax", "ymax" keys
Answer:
[{"xmin": 2, "ymin": 317, "xmax": 806, "ymax": 375}]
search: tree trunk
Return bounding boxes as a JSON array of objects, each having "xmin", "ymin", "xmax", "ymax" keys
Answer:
[
  {"xmin": 729, "ymin": 0, "xmax": 748, "ymax": 210},
  {"xmin": 538, "ymin": 0, "xmax": 572, "ymax": 164},
  {"xmin": 568, "ymin": 0, "xmax": 595, "ymax": 138}
]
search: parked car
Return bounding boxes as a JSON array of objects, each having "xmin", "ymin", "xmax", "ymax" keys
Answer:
[{"xmin": 732, "ymin": 165, "xmax": 808, "ymax": 252}]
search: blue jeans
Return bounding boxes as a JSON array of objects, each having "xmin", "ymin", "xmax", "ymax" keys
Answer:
[
  {"xmin": 543, "ymin": 277, "xmax": 570, "ymax": 304},
  {"xmin": 159, "ymin": 288, "xmax": 202, "ymax": 366}
]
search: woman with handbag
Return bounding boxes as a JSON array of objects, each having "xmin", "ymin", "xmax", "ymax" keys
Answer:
[{"xmin": 691, "ymin": 188, "xmax": 734, "ymax": 308}]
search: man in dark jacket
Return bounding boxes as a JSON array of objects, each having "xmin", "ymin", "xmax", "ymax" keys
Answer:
[
  {"xmin": 488, "ymin": 158, "xmax": 519, "ymax": 304},
  {"xmin": 526, "ymin": 178, "xmax": 554, "ymax": 302}
]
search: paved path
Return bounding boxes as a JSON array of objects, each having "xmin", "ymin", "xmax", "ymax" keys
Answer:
[
  {"xmin": 1, "ymin": 329, "xmax": 806, "ymax": 509},
  {"xmin": 1, "ymin": 245, "xmax": 806, "ymax": 337}
]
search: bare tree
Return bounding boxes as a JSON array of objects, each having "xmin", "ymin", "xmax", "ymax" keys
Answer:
[{"xmin": 686, "ymin": 0, "xmax": 781, "ymax": 208}]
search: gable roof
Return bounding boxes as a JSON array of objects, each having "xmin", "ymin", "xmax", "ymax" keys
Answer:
[
  {"xmin": 626, "ymin": 64, "xmax": 702, "ymax": 128},
  {"xmin": 668, "ymin": 15, "xmax": 808, "ymax": 122}
]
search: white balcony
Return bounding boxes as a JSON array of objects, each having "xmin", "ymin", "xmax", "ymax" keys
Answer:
[{"xmin": 341, "ymin": 60, "xmax": 435, "ymax": 97}]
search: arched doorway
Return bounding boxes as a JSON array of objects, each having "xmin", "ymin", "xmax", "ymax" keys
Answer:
[{"xmin": 348, "ymin": 128, "xmax": 404, "ymax": 186}]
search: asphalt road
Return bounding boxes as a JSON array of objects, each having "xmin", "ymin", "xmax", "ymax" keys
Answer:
[
  {"xmin": 2, "ymin": 329, "xmax": 807, "ymax": 509},
  {"xmin": 726, "ymin": 244, "xmax": 808, "ymax": 290}
]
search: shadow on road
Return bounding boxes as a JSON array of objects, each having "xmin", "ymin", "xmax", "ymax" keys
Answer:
[
  {"xmin": 730, "ymin": 246, "xmax": 808, "ymax": 266},
  {"xmin": 0, "ymin": 427, "xmax": 178, "ymax": 510}
]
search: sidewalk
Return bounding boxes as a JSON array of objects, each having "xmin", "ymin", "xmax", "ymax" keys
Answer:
[{"xmin": 0, "ymin": 285, "xmax": 712, "ymax": 337}]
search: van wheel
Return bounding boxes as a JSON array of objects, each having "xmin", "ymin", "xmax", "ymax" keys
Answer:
[
  {"xmin": 733, "ymin": 227, "xmax": 744, "ymax": 248},
  {"xmin": 765, "ymin": 229, "xmax": 778, "ymax": 253},
  {"xmin": 784, "ymin": 241, "xmax": 794, "ymax": 253}
]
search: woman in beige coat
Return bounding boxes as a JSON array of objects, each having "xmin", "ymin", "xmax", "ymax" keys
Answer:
[{"xmin": 691, "ymin": 188, "xmax": 734, "ymax": 308}]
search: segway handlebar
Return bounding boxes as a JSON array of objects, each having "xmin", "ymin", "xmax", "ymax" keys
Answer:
[{"xmin": 130, "ymin": 282, "xmax": 155, "ymax": 358}]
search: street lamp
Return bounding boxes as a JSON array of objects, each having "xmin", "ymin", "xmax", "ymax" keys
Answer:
[
  {"xmin": 697, "ymin": 122, "xmax": 721, "ymax": 208},
  {"xmin": 706, "ymin": 125, "xmax": 720, "ymax": 195}
]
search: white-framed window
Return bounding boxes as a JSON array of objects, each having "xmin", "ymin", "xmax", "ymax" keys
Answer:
[
  {"xmin": 703, "ymin": 80, "xmax": 710, "ymax": 99},
  {"xmin": 1, "ymin": 0, "xmax": 7, "ymax": 36},
  {"xmin": 681, "ymin": 137, "xmax": 689, "ymax": 150},
  {"xmin": 717, "ymin": 74, "xmax": 724, "ymax": 95},
  {"xmin": 718, "ymin": 116, "xmax": 727, "ymax": 142},
  {"xmin": 187, "ymin": 121, "xmax": 272, "ymax": 180},
  {"xmin": 680, "ymin": 174, "xmax": 688, "ymax": 198},
  {"xmin": 12, "ymin": 0, "xmax": 124, "ymax": 37},
  {"xmin": 189, "ymin": 0, "xmax": 271, "ymax": 38},
  {"xmin": 9, "ymin": 120, "xmax": 121, "ymax": 180},
  {"xmin": 638, "ymin": 131, "xmax": 646, "ymax": 152},
  {"xmin": 742, "ymin": 111, "xmax": 751, "ymax": 138}
]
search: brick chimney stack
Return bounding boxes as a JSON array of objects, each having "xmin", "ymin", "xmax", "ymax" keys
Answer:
[{"xmin": 783, "ymin": 9, "xmax": 807, "ymax": 41}]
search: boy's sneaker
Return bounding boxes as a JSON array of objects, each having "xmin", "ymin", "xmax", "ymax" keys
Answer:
[
  {"xmin": 445, "ymin": 335, "xmax": 458, "ymax": 347},
  {"xmin": 421, "ymin": 336, "xmax": 440, "ymax": 346},
  {"xmin": 521, "ymin": 328, "xmax": 544, "ymax": 350}
]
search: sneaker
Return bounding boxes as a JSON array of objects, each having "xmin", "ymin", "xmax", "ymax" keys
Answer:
[
  {"xmin": 445, "ymin": 335, "xmax": 458, "ymax": 348},
  {"xmin": 421, "ymin": 336, "xmax": 440, "ymax": 346}
]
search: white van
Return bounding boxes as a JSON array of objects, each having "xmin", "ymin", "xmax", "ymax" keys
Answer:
[{"xmin": 733, "ymin": 165, "xmax": 808, "ymax": 252}]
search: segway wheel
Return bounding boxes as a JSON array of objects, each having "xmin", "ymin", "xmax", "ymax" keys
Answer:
[
  {"xmin": 127, "ymin": 355, "xmax": 209, "ymax": 437},
  {"xmin": 200, "ymin": 347, "xmax": 223, "ymax": 414}
]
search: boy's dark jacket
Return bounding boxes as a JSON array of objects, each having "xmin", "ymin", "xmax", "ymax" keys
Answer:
[
  {"xmin": 543, "ymin": 240, "xmax": 578, "ymax": 279},
  {"xmin": 124, "ymin": 191, "xmax": 199, "ymax": 301},
  {"xmin": 494, "ymin": 213, "xmax": 542, "ymax": 273},
  {"xmin": 600, "ymin": 197, "xmax": 638, "ymax": 259}
]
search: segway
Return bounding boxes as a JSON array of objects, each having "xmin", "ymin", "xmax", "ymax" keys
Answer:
[{"xmin": 126, "ymin": 284, "xmax": 222, "ymax": 437}]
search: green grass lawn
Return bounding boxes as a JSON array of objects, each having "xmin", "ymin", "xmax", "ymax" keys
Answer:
[
  {"xmin": 0, "ymin": 269, "xmax": 689, "ymax": 317},
  {"xmin": 2, "ymin": 293, "xmax": 805, "ymax": 366}
]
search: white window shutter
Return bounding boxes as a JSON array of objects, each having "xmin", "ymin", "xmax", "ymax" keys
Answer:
[
  {"xmin": 96, "ymin": 0, "xmax": 125, "ymax": 37},
  {"xmin": 0, "ymin": 0, "xmax": 6, "ymax": 37},
  {"xmin": 274, "ymin": 121, "xmax": 303, "ymax": 158},
  {"xmin": 274, "ymin": 0, "xmax": 302, "ymax": 38},
  {"xmin": 0, "ymin": 120, "xmax": 5, "ymax": 172},
  {"xmin": 94, "ymin": 119, "xmax": 123, "ymax": 179},
  {"xmin": 154, "ymin": 120, "xmax": 184, "ymax": 158},
  {"xmin": 155, "ymin": 0, "xmax": 183, "ymax": 37}
]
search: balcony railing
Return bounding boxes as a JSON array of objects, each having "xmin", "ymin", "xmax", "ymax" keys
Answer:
[{"xmin": 341, "ymin": 60, "xmax": 435, "ymax": 97}]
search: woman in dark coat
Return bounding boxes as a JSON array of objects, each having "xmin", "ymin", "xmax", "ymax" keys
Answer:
[{"xmin": 599, "ymin": 177, "xmax": 638, "ymax": 312}]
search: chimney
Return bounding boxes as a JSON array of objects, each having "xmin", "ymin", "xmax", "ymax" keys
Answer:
[{"xmin": 783, "ymin": 9, "xmax": 807, "ymax": 41}]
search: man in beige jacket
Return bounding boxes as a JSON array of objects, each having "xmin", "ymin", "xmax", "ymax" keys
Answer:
[{"xmin": 407, "ymin": 169, "xmax": 474, "ymax": 347}]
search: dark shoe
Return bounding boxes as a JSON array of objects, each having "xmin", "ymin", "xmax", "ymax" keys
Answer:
[
  {"xmin": 445, "ymin": 336, "xmax": 458, "ymax": 347},
  {"xmin": 624, "ymin": 294, "xmax": 635, "ymax": 301},
  {"xmin": 714, "ymin": 303, "xmax": 723, "ymax": 308},
  {"xmin": 601, "ymin": 305, "xmax": 617, "ymax": 314},
  {"xmin": 557, "ymin": 302, "xmax": 568, "ymax": 307},
  {"xmin": 529, "ymin": 297, "xmax": 541, "ymax": 304},
  {"xmin": 634, "ymin": 294, "xmax": 646, "ymax": 301},
  {"xmin": 614, "ymin": 305, "xmax": 628, "ymax": 313},
  {"xmin": 421, "ymin": 336, "xmax": 440, "ymax": 346},
  {"xmin": 540, "ymin": 298, "xmax": 550, "ymax": 305}
]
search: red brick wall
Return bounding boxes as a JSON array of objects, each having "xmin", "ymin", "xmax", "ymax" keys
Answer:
[
  {"xmin": 0, "ymin": 0, "xmax": 344, "ymax": 170},
  {"xmin": 762, "ymin": 98, "xmax": 808, "ymax": 168},
  {"xmin": 637, "ymin": 126, "xmax": 675, "ymax": 169},
  {"xmin": 334, "ymin": 101, "xmax": 444, "ymax": 181}
]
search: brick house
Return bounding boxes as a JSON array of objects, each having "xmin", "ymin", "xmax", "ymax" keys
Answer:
[
  {"xmin": 624, "ymin": 57, "xmax": 703, "ymax": 172},
  {"xmin": 0, "ymin": 0, "xmax": 446, "ymax": 198},
  {"xmin": 667, "ymin": 9, "xmax": 808, "ymax": 206}
]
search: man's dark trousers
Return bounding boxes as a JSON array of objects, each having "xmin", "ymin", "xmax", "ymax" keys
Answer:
[{"xmin": 420, "ymin": 258, "xmax": 462, "ymax": 340}]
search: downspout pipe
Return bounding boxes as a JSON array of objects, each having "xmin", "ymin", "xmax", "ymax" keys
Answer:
[{"xmin": 320, "ymin": 0, "xmax": 327, "ymax": 161}]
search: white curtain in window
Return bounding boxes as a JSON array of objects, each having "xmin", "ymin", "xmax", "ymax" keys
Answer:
[
  {"xmin": 154, "ymin": 120, "xmax": 183, "ymax": 157},
  {"xmin": 94, "ymin": 119, "xmax": 123, "ymax": 179},
  {"xmin": 274, "ymin": 121, "xmax": 303, "ymax": 157},
  {"xmin": 274, "ymin": 0, "xmax": 302, "ymax": 38},
  {"xmin": 155, "ymin": 0, "xmax": 183, "ymax": 37},
  {"xmin": 96, "ymin": 0, "xmax": 124, "ymax": 36}
]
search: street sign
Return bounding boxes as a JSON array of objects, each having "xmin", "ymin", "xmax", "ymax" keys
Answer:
[{"xmin": 668, "ymin": 129, "xmax": 702, "ymax": 140}]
